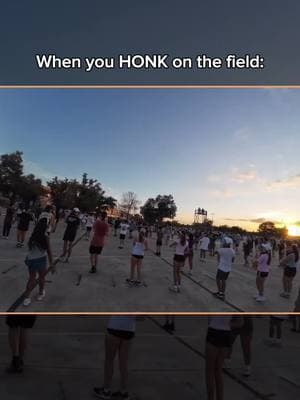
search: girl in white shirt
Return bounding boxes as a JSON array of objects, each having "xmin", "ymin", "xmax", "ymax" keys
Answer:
[
  {"xmin": 169, "ymin": 232, "xmax": 189, "ymax": 293},
  {"xmin": 126, "ymin": 231, "xmax": 148, "ymax": 287}
]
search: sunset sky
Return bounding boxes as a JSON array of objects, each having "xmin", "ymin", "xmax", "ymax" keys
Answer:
[{"xmin": 0, "ymin": 89, "xmax": 300, "ymax": 232}]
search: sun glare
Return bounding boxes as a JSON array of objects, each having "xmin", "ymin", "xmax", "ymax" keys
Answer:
[{"xmin": 288, "ymin": 225, "xmax": 300, "ymax": 237}]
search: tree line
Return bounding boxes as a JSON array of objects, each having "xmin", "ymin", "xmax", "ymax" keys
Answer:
[{"xmin": 0, "ymin": 151, "xmax": 178, "ymax": 223}]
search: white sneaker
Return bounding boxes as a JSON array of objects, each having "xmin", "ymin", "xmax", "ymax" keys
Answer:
[
  {"xmin": 37, "ymin": 290, "xmax": 46, "ymax": 301},
  {"xmin": 256, "ymin": 295, "xmax": 265, "ymax": 302},
  {"xmin": 169, "ymin": 285, "xmax": 179, "ymax": 293},
  {"xmin": 23, "ymin": 298, "xmax": 31, "ymax": 306}
]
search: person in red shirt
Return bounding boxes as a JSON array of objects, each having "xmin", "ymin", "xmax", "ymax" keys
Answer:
[{"xmin": 89, "ymin": 211, "xmax": 109, "ymax": 273}]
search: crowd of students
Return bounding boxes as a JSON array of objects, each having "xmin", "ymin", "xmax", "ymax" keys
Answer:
[{"xmin": 1, "ymin": 204, "xmax": 300, "ymax": 311}]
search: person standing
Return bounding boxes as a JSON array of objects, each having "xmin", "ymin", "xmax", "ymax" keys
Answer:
[
  {"xmin": 5, "ymin": 315, "xmax": 37, "ymax": 373},
  {"xmin": 61, "ymin": 208, "xmax": 81, "ymax": 263},
  {"xmin": 225, "ymin": 316, "xmax": 253, "ymax": 376},
  {"xmin": 93, "ymin": 316, "xmax": 136, "ymax": 399},
  {"xmin": 85, "ymin": 212, "xmax": 95, "ymax": 240},
  {"xmin": 2, "ymin": 204, "xmax": 15, "ymax": 239},
  {"xmin": 126, "ymin": 231, "xmax": 148, "ymax": 286},
  {"xmin": 200, "ymin": 234, "xmax": 210, "ymax": 261},
  {"xmin": 119, "ymin": 220, "xmax": 129, "ymax": 249},
  {"xmin": 205, "ymin": 316, "xmax": 243, "ymax": 400},
  {"xmin": 89, "ymin": 212, "xmax": 109, "ymax": 273},
  {"xmin": 16, "ymin": 208, "xmax": 34, "ymax": 247},
  {"xmin": 23, "ymin": 218, "xmax": 55, "ymax": 306},
  {"xmin": 279, "ymin": 244, "xmax": 299, "ymax": 298},
  {"xmin": 215, "ymin": 239, "xmax": 235, "ymax": 299},
  {"xmin": 169, "ymin": 233, "xmax": 189, "ymax": 293},
  {"xmin": 155, "ymin": 227, "xmax": 163, "ymax": 256},
  {"xmin": 254, "ymin": 245, "xmax": 271, "ymax": 302}
]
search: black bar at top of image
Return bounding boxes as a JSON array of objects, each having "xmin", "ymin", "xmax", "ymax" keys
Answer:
[{"xmin": 1, "ymin": 0, "xmax": 300, "ymax": 85}]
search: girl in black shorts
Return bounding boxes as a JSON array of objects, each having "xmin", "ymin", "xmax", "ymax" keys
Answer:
[
  {"xmin": 6, "ymin": 315, "xmax": 37, "ymax": 373},
  {"xmin": 169, "ymin": 233, "xmax": 189, "ymax": 293},
  {"xmin": 279, "ymin": 244, "xmax": 299, "ymax": 298},
  {"xmin": 126, "ymin": 232, "xmax": 148, "ymax": 287},
  {"xmin": 206, "ymin": 316, "xmax": 243, "ymax": 400},
  {"xmin": 94, "ymin": 316, "xmax": 136, "ymax": 399}
]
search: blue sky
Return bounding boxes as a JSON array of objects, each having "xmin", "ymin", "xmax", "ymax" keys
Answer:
[{"xmin": 1, "ymin": 89, "xmax": 300, "ymax": 230}]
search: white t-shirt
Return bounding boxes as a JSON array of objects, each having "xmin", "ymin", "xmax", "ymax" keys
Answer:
[
  {"xmin": 175, "ymin": 240, "xmax": 189, "ymax": 255},
  {"xmin": 208, "ymin": 316, "xmax": 232, "ymax": 331},
  {"xmin": 107, "ymin": 316, "xmax": 136, "ymax": 332},
  {"xmin": 120, "ymin": 223, "xmax": 129, "ymax": 235},
  {"xmin": 200, "ymin": 236, "xmax": 210, "ymax": 250},
  {"xmin": 132, "ymin": 240, "xmax": 146, "ymax": 256},
  {"xmin": 217, "ymin": 247, "xmax": 235, "ymax": 272},
  {"xmin": 86, "ymin": 215, "xmax": 95, "ymax": 228}
]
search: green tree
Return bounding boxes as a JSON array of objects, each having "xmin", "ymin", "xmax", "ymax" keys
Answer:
[
  {"xmin": 0, "ymin": 151, "xmax": 43, "ymax": 205},
  {"xmin": 141, "ymin": 194, "xmax": 177, "ymax": 224},
  {"xmin": 0, "ymin": 151, "xmax": 24, "ymax": 199}
]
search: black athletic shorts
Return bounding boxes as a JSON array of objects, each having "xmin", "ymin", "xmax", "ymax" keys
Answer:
[
  {"xmin": 119, "ymin": 234, "xmax": 126, "ymax": 240},
  {"xmin": 284, "ymin": 267, "xmax": 297, "ymax": 278},
  {"xmin": 107, "ymin": 328, "xmax": 135, "ymax": 340},
  {"xmin": 63, "ymin": 231, "xmax": 76, "ymax": 242},
  {"xmin": 6, "ymin": 315, "xmax": 37, "ymax": 329},
  {"xmin": 206, "ymin": 327, "xmax": 232, "ymax": 348},
  {"xmin": 156, "ymin": 240, "xmax": 162, "ymax": 246},
  {"xmin": 174, "ymin": 254, "xmax": 185, "ymax": 263},
  {"xmin": 89, "ymin": 245, "xmax": 103, "ymax": 255},
  {"xmin": 216, "ymin": 269, "xmax": 230, "ymax": 281},
  {"xmin": 132, "ymin": 254, "xmax": 144, "ymax": 259},
  {"xmin": 86, "ymin": 227, "xmax": 92, "ymax": 232},
  {"xmin": 257, "ymin": 271, "xmax": 269, "ymax": 278}
]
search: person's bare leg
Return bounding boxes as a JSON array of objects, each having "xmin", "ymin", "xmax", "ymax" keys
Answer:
[
  {"xmin": 104, "ymin": 334, "xmax": 119, "ymax": 389},
  {"xmin": 62, "ymin": 240, "xmax": 68, "ymax": 257},
  {"xmin": 240, "ymin": 334, "xmax": 251, "ymax": 366},
  {"xmin": 66, "ymin": 242, "xmax": 72, "ymax": 260},
  {"xmin": 19, "ymin": 328, "xmax": 27, "ymax": 361},
  {"xmin": 24, "ymin": 272, "xmax": 37, "ymax": 298},
  {"xmin": 205, "ymin": 342, "xmax": 218, "ymax": 400},
  {"xmin": 8, "ymin": 327, "xmax": 20, "ymax": 357},
  {"xmin": 216, "ymin": 278, "xmax": 222, "ymax": 293},
  {"xmin": 173, "ymin": 263, "xmax": 177, "ymax": 285},
  {"xmin": 119, "ymin": 339, "xmax": 131, "ymax": 393},
  {"xmin": 38, "ymin": 270, "xmax": 46, "ymax": 295},
  {"xmin": 137, "ymin": 260, "xmax": 142, "ymax": 282},
  {"xmin": 215, "ymin": 348, "xmax": 226, "ymax": 400},
  {"xmin": 176, "ymin": 265, "xmax": 181, "ymax": 286},
  {"xmin": 130, "ymin": 258, "xmax": 136, "ymax": 281}
]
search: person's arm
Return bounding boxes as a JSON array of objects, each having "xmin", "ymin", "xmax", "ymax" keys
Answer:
[
  {"xmin": 169, "ymin": 241, "xmax": 177, "ymax": 248},
  {"xmin": 144, "ymin": 239, "xmax": 148, "ymax": 251}
]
